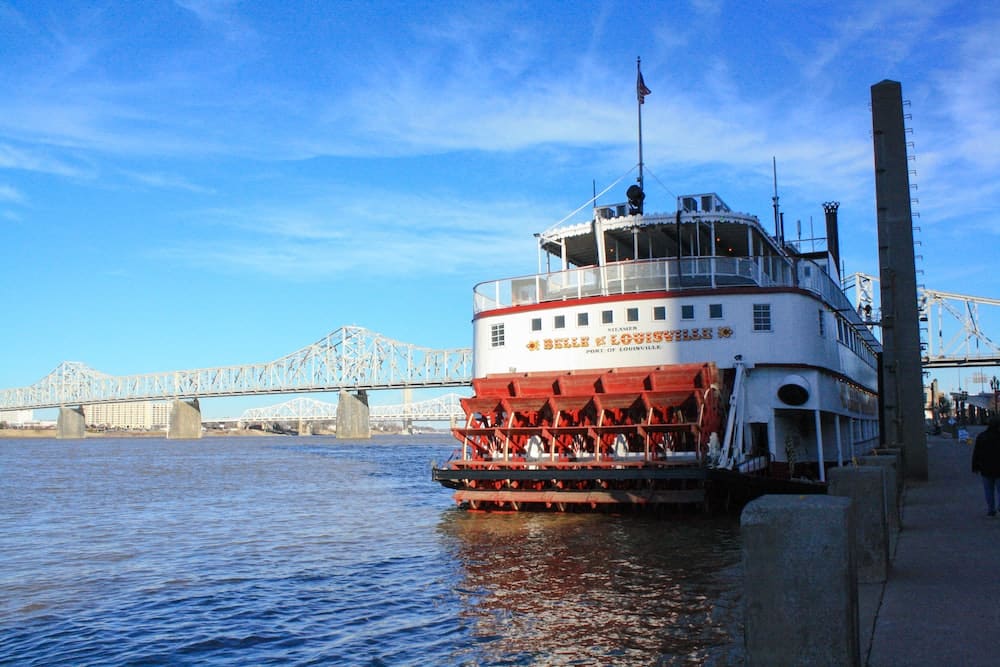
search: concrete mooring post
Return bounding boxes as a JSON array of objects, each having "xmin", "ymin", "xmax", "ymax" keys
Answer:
[
  {"xmin": 167, "ymin": 399, "xmax": 203, "ymax": 439},
  {"xmin": 828, "ymin": 466, "xmax": 889, "ymax": 584},
  {"xmin": 872, "ymin": 446, "xmax": 904, "ymax": 497},
  {"xmin": 56, "ymin": 406, "xmax": 86, "ymax": 439},
  {"xmin": 861, "ymin": 453, "xmax": 901, "ymax": 551},
  {"xmin": 741, "ymin": 494, "xmax": 859, "ymax": 666}
]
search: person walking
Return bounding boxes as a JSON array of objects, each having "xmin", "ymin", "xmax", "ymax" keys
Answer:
[{"xmin": 971, "ymin": 417, "xmax": 1000, "ymax": 516}]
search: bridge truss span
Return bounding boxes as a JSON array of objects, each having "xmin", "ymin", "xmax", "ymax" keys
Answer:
[
  {"xmin": 0, "ymin": 326, "xmax": 473, "ymax": 410},
  {"xmin": 846, "ymin": 273, "xmax": 1000, "ymax": 368},
  {"xmin": 229, "ymin": 393, "xmax": 467, "ymax": 424}
]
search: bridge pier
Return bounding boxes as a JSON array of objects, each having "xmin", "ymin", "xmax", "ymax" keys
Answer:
[
  {"xmin": 336, "ymin": 390, "xmax": 370, "ymax": 439},
  {"xmin": 168, "ymin": 399, "xmax": 203, "ymax": 439},
  {"xmin": 298, "ymin": 419, "xmax": 312, "ymax": 436},
  {"xmin": 57, "ymin": 406, "xmax": 86, "ymax": 439}
]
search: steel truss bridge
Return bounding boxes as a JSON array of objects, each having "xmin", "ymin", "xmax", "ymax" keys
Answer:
[
  {"xmin": 213, "ymin": 393, "xmax": 467, "ymax": 425},
  {"xmin": 847, "ymin": 273, "xmax": 1000, "ymax": 368},
  {"xmin": 0, "ymin": 326, "xmax": 473, "ymax": 410}
]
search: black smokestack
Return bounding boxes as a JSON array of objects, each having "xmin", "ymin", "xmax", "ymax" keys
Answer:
[{"xmin": 823, "ymin": 201, "xmax": 841, "ymax": 277}]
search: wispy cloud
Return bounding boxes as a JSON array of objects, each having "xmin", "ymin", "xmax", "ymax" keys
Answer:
[
  {"xmin": 173, "ymin": 0, "xmax": 257, "ymax": 43},
  {"xmin": 152, "ymin": 187, "xmax": 542, "ymax": 281},
  {"xmin": 0, "ymin": 184, "xmax": 24, "ymax": 203},
  {"xmin": 932, "ymin": 17, "xmax": 1000, "ymax": 170},
  {"xmin": 0, "ymin": 142, "xmax": 95, "ymax": 178},
  {"xmin": 124, "ymin": 170, "xmax": 215, "ymax": 194}
]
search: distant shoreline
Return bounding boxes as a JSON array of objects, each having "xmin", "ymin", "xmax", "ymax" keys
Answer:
[
  {"xmin": 0, "ymin": 428, "xmax": 443, "ymax": 439},
  {"xmin": 0, "ymin": 428, "xmax": 279, "ymax": 439}
]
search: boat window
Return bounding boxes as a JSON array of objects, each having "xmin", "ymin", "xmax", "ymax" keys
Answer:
[
  {"xmin": 753, "ymin": 304, "xmax": 772, "ymax": 332},
  {"xmin": 577, "ymin": 312, "xmax": 589, "ymax": 326},
  {"xmin": 709, "ymin": 304, "xmax": 723, "ymax": 319},
  {"xmin": 602, "ymin": 310, "xmax": 613, "ymax": 324},
  {"xmin": 554, "ymin": 315, "xmax": 566, "ymax": 329},
  {"xmin": 653, "ymin": 306, "xmax": 666, "ymax": 321},
  {"xmin": 490, "ymin": 323, "xmax": 505, "ymax": 347},
  {"xmin": 531, "ymin": 318, "xmax": 542, "ymax": 332},
  {"xmin": 626, "ymin": 307, "xmax": 639, "ymax": 322},
  {"xmin": 681, "ymin": 305, "xmax": 694, "ymax": 320}
]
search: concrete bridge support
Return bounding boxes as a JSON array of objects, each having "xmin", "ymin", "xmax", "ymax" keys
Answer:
[
  {"xmin": 168, "ymin": 399, "xmax": 203, "ymax": 439},
  {"xmin": 336, "ymin": 390, "xmax": 370, "ymax": 439},
  {"xmin": 57, "ymin": 406, "xmax": 86, "ymax": 439}
]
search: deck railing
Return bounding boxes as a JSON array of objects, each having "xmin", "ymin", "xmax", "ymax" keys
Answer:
[{"xmin": 473, "ymin": 256, "xmax": 796, "ymax": 313}]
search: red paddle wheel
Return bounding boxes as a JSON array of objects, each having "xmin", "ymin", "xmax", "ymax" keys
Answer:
[{"xmin": 442, "ymin": 363, "xmax": 724, "ymax": 511}]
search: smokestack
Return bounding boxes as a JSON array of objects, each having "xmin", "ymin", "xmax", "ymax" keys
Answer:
[{"xmin": 823, "ymin": 201, "xmax": 841, "ymax": 277}]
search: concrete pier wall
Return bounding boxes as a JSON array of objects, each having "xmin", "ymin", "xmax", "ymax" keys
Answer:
[
  {"xmin": 336, "ymin": 390, "xmax": 370, "ymax": 439},
  {"xmin": 167, "ymin": 399, "xmax": 203, "ymax": 439},
  {"xmin": 56, "ymin": 406, "xmax": 86, "ymax": 439},
  {"xmin": 741, "ymin": 494, "xmax": 859, "ymax": 666}
]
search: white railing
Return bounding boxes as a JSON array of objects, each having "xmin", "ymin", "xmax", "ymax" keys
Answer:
[{"xmin": 474, "ymin": 256, "xmax": 796, "ymax": 313}]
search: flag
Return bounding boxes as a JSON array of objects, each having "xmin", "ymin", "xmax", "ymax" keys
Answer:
[{"xmin": 637, "ymin": 70, "xmax": 651, "ymax": 104}]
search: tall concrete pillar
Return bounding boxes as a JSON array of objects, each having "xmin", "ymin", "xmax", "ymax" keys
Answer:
[
  {"xmin": 336, "ymin": 390, "xmax": 370, "ymax": 439},
  {"xmin": 57, "ymin": 406, "xmax": 86, "ymax": 439},
  {"xmin": 168, "ymin": 398, "xmax": 203, "ymax": 439},
  {"xmin": 742, "ymin": 495, "xmax": 859, "ymax": 666},
  {"xmin": 402, "ymin": 387, "xmax": 413, "ymax": 434},
  {"xmin": 871, "ymin": 79, "xmax": 928, "ymax": 480}
]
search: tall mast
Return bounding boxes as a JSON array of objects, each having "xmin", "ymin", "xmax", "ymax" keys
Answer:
[
  {"xmin": 636, "ymin": 57, "xmax": 649, "ymax": 194},
  {"xmin": 771, "ymin": 156, "xmax": 782, "ymax": 242},
  {"xmin": 634, "ymin": 57, "xmax": 651, "ymax": 215}
]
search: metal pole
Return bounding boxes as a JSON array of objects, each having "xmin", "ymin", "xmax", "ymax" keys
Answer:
[
  {"xmin": 815, "ymin": 409, "xmax": 826, "ymax": 482},
  {"xmin": 637, "ymin": 57, "xmax": 644, "ymax": 195}
]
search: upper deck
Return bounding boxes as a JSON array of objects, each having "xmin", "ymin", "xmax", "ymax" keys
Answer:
[
  {"xmin": 472, "ymin": 191, "xmax": 879, "ymax": 353},
  {"xmin": 536, "ymin": 192, "xmax": 779, "ymax": 269}
]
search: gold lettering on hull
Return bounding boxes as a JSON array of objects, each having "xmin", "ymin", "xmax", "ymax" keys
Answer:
[{"xmin": 526, "ymin": 326, "xmax": 733, "ymax": 352}]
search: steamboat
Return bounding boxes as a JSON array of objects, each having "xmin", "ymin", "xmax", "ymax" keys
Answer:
[{"xmin": 432, "ymin": 68, "xmax": 881, "ymax": 512}]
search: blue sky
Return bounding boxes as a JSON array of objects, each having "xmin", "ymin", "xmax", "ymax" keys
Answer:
[{"xmin": 2, "ymin": 0, "xmax": 999, "ymax": 418}]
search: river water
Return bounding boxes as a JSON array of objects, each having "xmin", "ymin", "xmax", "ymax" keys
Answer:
[{"xmin": 0, "ymin": 435, "xmax": 744, "ymax": 666}]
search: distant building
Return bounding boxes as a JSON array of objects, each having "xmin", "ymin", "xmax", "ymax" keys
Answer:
[
  {"xmin": 85, "ymin": 401, "xmax": 171, "ymax": 430},
  {"xmin": 0, "ymin": 409, "xmax": 33, "ymax": 426}
]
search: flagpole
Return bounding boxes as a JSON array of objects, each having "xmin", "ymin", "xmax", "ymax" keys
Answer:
[{"xmin": 637, "ymin": 57, "xmax": 644, "ymax": 198}]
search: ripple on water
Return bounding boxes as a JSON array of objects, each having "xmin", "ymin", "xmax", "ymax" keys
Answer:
[{"xmin": 0, "ymin": 436, "xmax": 743, "ymax": 665}]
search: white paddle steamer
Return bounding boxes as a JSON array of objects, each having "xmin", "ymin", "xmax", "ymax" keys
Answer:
[{"xmin": 433, "ymin": 68, "xmax": 880, "ymax": 511}]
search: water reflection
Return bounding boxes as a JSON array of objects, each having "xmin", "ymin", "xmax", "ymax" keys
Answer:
[{"xmin": 438, "ymin": 511, "xmax": 744, "ymax": 665}]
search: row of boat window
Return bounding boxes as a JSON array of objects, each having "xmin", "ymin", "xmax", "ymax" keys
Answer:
[
  {"xmin": 529, "ymin": 303, "xmax": 728, "ymax": 331},
  {"xmin": 836, "ymin": 314, "xmax": 877, "ymax": 366},
  {"xmin": 489, "ymin": 303, "xmax": 875, "ymax": 367},
  {"xmin": 487, "ymin": 303, "xmax": 776, "ymax": 347}
]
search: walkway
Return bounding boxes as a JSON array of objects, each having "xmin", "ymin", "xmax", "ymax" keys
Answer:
[{"xmin": 863, "ymin": 426, "xmax": 1000, "ymax": 666}]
